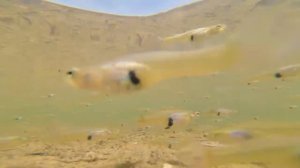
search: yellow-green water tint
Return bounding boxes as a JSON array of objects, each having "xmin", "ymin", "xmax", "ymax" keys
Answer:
[{"xmin": 0, "ymin": 0, "xmax": 300, "ymax": 167}]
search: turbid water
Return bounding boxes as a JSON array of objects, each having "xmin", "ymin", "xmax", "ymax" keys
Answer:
[{"xmin": 0, "ymin": 0, "xmax": 300, "ymax": 167}]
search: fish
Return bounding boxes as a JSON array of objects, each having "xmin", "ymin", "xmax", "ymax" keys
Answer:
[
  {"xmin": 161, "ymin": 24, "xmax": 226, "ymax": 43},
  {"xmin": 137, "ymin": 109, "xmax": 200, "ymax": 129},
  {"xmin": 274, "ymin": 64, "xmax": 300, "ymax": 79},
  {"xmin": 165, "ymin": 111, "xmax": 199, "ymax": 129},
  {"xmin": 213, "ymin": 129, "xmax": 252, "ymax": 141},
  {"xmin": 247, "ymin": 64, "xmax": 300, "ymax": 84},
  {"xmin": 66, "ymin": 44, "xmax": 239, "ymax": 94},
  {"xmin": 87, "ymin": 129, "xmax": 112, "ymax": 140},
  {"xmin": 204, "ymin": 108, "xmax": 237, "ymax": 117},
  {"xmin": 0, "ymin": 136, "xmax": 27, "ymax": 142}
]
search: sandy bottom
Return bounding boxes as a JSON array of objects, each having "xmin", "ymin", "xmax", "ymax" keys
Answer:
[{"xmin": 0, "ymin": 124, "xmax": 284, "ymax": 168}]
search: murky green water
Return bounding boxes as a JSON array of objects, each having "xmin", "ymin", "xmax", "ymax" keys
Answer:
[{"xmin": 1, "ymin": 0, "xmax": 300, "ymax": 167}]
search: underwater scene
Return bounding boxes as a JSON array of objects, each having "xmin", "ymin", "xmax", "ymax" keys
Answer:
[{"xmin": 0, "ymin": 0, "xmax": 300, "ymax": 167}]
